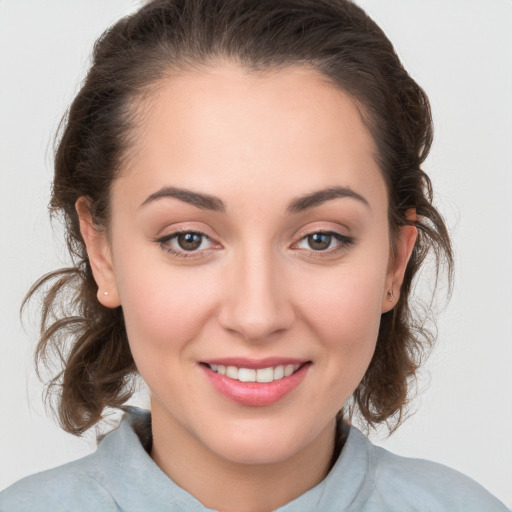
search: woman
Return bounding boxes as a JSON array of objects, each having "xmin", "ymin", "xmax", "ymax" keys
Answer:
[{"xmin": 0, "ymin": 0, "xmax": 509, "ymax": 510}]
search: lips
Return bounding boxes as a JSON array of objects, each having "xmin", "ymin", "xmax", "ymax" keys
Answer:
[
  {"xmin": 200, "ymin": 358, "xmax": 311, "ymax": 406},
  {"xmin": 208, "ymin": 362, "xmax": 301, "ymax": 383}
]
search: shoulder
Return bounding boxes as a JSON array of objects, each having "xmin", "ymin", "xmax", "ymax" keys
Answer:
[
  {"xmin": 287, "ymin": 426, "xmax": 509, "ymax": 512},
  {"xmin": 0, "ymin": 408, "xmax": 156, "ymax": 512},
  {"xmin": 369, "ymin": 438, "xmax": 509, "ymax": 511},
  {"xmin": 0, "ymin": 455, "xmax": 119, "ymax": 512}
]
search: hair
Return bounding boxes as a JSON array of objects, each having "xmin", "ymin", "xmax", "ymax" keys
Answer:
[{"xmin": 26, "ymin": 0, "xmax": 453, "ymax": 435}]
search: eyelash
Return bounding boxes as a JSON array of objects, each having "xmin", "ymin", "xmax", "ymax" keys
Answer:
[
  {"xmin": 293, "ymin": 230, "xmax": 355, "ymax": 255},
  {"xmin": 156, "ymin": 230, "xmax": 217, "ymax": 259},
  {"xmin": 156, "ymin": 229, "xmax": 354, "ymax": 259}
]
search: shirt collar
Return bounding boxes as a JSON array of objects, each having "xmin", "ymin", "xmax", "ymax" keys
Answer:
[{"xmin": 94, "ymin": 407, "xmax": 374, "ymax": 511}]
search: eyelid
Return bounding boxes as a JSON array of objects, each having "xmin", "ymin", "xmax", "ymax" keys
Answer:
[
  {"xmin": 293, "ymin": 222, "xmax": 352, "ymax": 241},
  {"xmin": 155, "ymin": 227, "xmax": 222, "ymax": 259},
  {"xmin": 297, "ymin": 229, "xmax": 353, "ymax": 244},
  {"xmin": 291, "ymin": 227, "xmax": 355, "ymax": 255}
]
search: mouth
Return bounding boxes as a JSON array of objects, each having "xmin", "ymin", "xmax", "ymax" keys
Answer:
[
  {"xmin": 199, "ymin": 359, "xmax": 312, "ymax": 406},
  {"xmin": 203, "ymin": 362, "xmax": 304, "ymax": 383}
]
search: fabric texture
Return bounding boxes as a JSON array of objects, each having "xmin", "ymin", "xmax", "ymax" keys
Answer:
[{"xmin": 1, "ymin": 407, "xmax": 508, "ymax": 511}]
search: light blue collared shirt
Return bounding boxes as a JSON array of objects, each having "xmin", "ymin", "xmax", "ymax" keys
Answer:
[{"xmin": 1, "ymin": 408, "xmax": 508, "ymax": 511}]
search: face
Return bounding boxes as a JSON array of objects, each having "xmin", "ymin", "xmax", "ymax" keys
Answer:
[{"xmin": 82, "ymin": 65, "xmax": 413, "ymax": 467}]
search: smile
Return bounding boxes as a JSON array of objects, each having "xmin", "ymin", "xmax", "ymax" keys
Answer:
[
  {"xmin": 207, "ymin": 363, "xmax": 302, "ymax": 383},
  {"xmin": 200, "ymin": 360, "xmax": 311, "ymax": 406}
]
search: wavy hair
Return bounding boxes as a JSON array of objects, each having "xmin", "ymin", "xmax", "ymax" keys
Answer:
[{"xmin": 25, "ymin": 0, "xmax": 453, "ymax": 435}]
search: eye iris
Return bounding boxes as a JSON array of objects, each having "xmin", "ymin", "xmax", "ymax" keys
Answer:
[
  {"xmin": 177, "ymin": 233, "xmax": 202, "ymax": 251},
  {"xmin": 308, "ymin": 233, "xmax": 331, "ymax": 250}
]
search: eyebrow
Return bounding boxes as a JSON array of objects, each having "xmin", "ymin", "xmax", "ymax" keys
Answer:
[
  {"xmin": 140, "ymin": 185, "xmax": 369, "ymax": 213},
  {"xmin": 287, "ymin": 186, "xmax": 370, "ymax": 213},
  {"xmin": 140, "ymin": 186, "xmax": 226, "ymax": 212}
]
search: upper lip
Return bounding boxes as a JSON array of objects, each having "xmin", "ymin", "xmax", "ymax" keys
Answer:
[{"xmin": 200, "ymin": 357, "xmax": 310, "ymax": 369}]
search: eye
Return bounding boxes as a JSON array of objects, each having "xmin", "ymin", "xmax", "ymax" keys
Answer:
[
  {"xmin": 175, "ymin": 232, "xmax": 205, "ymax": 251},
  {"xmin": 304, "ymin": 233, "xmax": 333, "ymax": 251},
  {"xmin": 294, "ymin": 231, "xmax": 354, "ymax": 252},
  {"xmin": 157, "ymin": 231, "xmax": 215, "ymax": 257}
]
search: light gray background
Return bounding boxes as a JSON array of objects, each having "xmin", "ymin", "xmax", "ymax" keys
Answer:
[{"xmin": 1, "ymin": 0, "xmax": 511, "ymax": 507}]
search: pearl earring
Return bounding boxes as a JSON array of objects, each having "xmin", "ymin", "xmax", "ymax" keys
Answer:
[{"xmin": 103, "ymin": 291, "xmax": 109, "ymax": 296}]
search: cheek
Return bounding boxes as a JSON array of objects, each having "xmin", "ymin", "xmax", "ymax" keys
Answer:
[
  {"xmin": 303, "ymin": 262, "xmax": 385, "ymax": 337},
  {"xmin": 112, "ymin": 248, "xmax": 218, "ymax": 365},
  {"xmin": 298, "ymin": 258, "xmax": 387, "ymax": 384}
]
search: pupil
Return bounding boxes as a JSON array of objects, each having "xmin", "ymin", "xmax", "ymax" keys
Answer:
[
  {"xmin": 178, "ymin": 233, "xmax": 202, "ymax": 251},
  {"xmin": 308, "ymin": 233, "xmax": 331, "ymax": 250}
]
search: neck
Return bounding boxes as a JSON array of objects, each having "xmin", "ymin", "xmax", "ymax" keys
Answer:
[{"xmin": 149, "ymin": 403, "xmax": 339, "ymax": 512}]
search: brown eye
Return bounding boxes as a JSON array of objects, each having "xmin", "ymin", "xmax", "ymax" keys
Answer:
[
  {"xmin": 307, "ymin": 233, "xmax": 332, "ymax": 250},
  {"xmin": 157, "ymin": 230, "xmax": 216, "ymax": 258},
  {"xmin": 177, "ymin": 232, "xmax": 203, "ymax": 251},
  {"xmin": 294, "ymin": 230, "xmax": 354, "ymax": 254}
]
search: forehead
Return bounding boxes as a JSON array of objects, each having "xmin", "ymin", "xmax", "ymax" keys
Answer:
[{"xmin": 116, "ymin": 64, "xmax": 386, "ymax": 214}]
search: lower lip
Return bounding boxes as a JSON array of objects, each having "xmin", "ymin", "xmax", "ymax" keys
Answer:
[{"xmin": 201, "ymin": 363, "xmax": 311, "ymax": 406}]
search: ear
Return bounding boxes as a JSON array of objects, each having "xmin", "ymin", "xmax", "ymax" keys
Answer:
[
  {"xmin": 381, "ymin": 210, "xmax": 418, "ymax": 313},
  {"xmin": 76, "ymin": 197, "xmax": 121, "ymax": 308}
]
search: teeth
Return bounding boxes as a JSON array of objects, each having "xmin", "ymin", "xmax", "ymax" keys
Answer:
[
  {"xmin": 273, "ymin": 365, "xmax": 284, "ymax": 380},
  {"xmin": 284, "ymin": 364, "xmax": 295, "ymax": 377},
  {"xmin": 208, "ymin": 363, "xmax": 301, "ymax": 382},
  {"xmin": 226, "ymin": 366, "xmax": 238, "ymax": 379},
  {"xmin": 256, "ymin": 367, "xmax": 274, "ymax": 383},
  {"xmin": 238, "ymin": 368, "xmax": 256, "ymax": 382}
]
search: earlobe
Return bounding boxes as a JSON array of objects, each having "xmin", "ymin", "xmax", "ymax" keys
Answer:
[
  {"xmin": 75, "ymin": 197, "xmax": 121, "ymax": 308},
  {"xmin": 381, "ymin": 213, "xmax": 418, "ymax": 313}
]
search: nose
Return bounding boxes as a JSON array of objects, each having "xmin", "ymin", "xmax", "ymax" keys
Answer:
[{"xmin": 218, "ymin": 245, "xmax": 295, "ymax": 342}]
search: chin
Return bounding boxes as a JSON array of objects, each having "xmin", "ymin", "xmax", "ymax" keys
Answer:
[
  {"xmin": 201, "ymin": 419, "xmax": 323, "ymax": 466},
  {"xmin": 213, "ymin": 439, "xmax": 300, "ymax": 466}
]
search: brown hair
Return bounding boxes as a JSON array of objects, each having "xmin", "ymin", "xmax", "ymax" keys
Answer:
[{"xmin": 26, "ymin": 0, "xmax": 453, "ymax": 435}]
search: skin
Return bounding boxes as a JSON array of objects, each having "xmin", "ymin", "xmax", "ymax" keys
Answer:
[{"xmin": 78, "ymin": 65, "xmax": 416, "ymax": 512}]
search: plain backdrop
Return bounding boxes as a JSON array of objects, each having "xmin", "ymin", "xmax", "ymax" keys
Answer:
[{"xmin": 1, "ymin": 0, "xmax": 511, "ymax": 507}]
